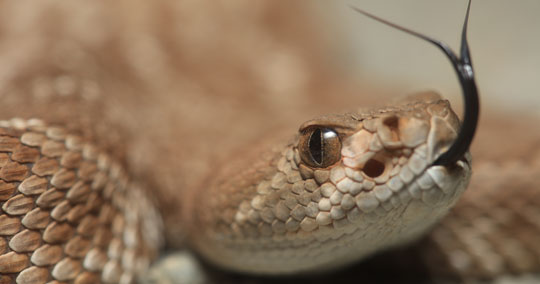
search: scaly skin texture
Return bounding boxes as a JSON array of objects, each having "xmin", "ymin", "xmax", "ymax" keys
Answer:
[
  {"xmin": 1, "ymin": 1, "xmax": 540, "ymax": 284},
  {"xmin": 0, "ymin": 119, "xmax": 162, "ymax": 283},
  {"xmin": 186, "ymin": 93, "xmax": 471, "ymax": 274},
  {"xmin": 1, "ymin": 95, "xmax": 472, "ymax": 282}
]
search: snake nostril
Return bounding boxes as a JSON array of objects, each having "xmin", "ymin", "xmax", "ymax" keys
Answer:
[{"xmin": 363, "ymin": 158, "xmax": 385, "ymax": 178}]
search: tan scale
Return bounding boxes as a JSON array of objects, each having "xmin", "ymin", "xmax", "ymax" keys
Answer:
[
  {"xmin": 185, "ymin": 93, "xmax": 472, "ymax": 274},
  {"xmin": 0, "ymin": 95, "xmax": 539, "ymax": 282},
  {"xmin": 0, "ymin": 119, "xmax": 162, "ymax": 284}
]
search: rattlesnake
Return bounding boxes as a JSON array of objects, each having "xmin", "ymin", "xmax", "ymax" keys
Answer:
[{"xmin": 1, "ymin": 1, "xmax": 539, "ymax": 283}]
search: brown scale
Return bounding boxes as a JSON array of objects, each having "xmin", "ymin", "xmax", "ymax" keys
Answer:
[{"xmin": 0, "ymin": 120, "xmax": 161, "ymax": 284}]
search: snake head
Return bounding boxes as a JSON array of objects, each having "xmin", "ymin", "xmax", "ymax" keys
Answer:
[
  {"xmin": 289, "ymin": 91, "xmax": 471, "ymax": 270},
  {"xmin": 191, "ymin": 0, "xmax": 478, "ymax": 273},
  {"xmin": 191, "ymin": 92, "xmax": 472, "ymax": 274}
]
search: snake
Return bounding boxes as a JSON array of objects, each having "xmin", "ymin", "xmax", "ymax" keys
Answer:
[{"xmin": 1, "ymin": 1, "xmax": 540, "ymax": 283}]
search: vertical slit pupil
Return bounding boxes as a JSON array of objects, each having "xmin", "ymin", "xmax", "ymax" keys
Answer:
[{"xmin": 309, "ymin": 128, "xmax": 323, "ymax": 165}]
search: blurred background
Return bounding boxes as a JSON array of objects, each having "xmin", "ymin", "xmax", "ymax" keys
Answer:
[
  {"xmin": 314, "ymin": 0, "xmax": 540, "ymax": 116},
  {"xmin": 2, "ymin": 0, "xmax": 539, "ymax": 119}
]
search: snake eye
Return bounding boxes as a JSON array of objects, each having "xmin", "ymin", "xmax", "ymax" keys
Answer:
[{"xmin": 299, "ymin": 127, "xmax": 341, "ymax": 168}]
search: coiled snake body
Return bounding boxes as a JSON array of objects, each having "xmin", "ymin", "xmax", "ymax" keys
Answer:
[
  {"xmin": 1, "ymin": 1, "xmax": 540, "ymax": 283},
  {"xmin": 1, "ymin": 93, "xmax": 471, "ymax": 282}
]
